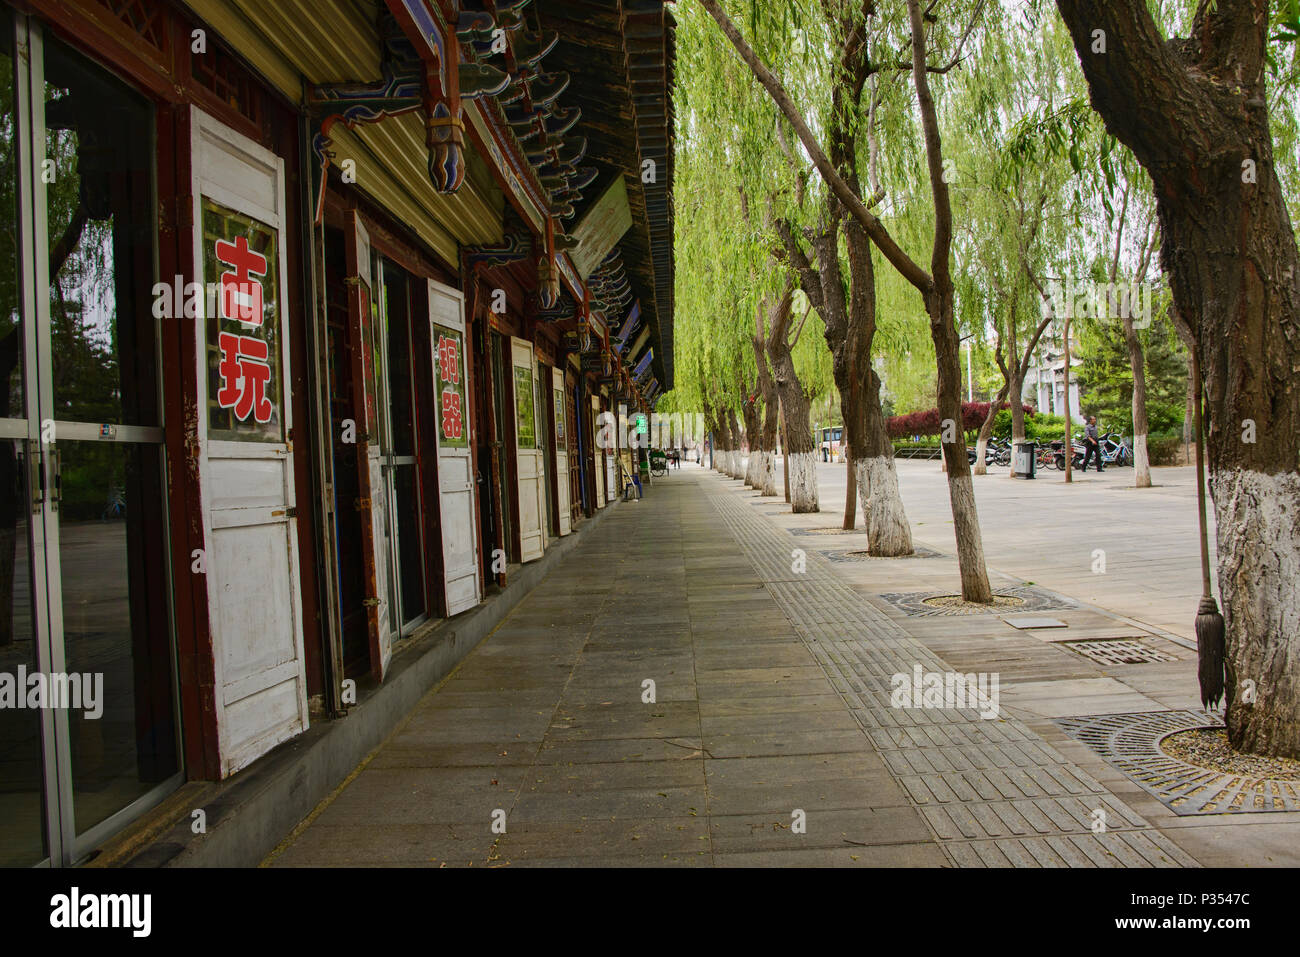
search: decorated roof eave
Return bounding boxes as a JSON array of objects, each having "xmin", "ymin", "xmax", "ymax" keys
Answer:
[
  {"xmin": 367, "ymin": 0, "xmax": 602, "ymax": 327},
  {"xmin": 537, "ymin": 0, "xmax": 676, "ymax": 390}
]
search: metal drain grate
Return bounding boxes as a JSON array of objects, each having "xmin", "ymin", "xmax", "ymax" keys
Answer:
[
  {"xmin": 1055, "ymin": 711, "xmax": 1300, "ymax": 815},
  {"xmin": 821, "ymin": 545, "xmax": 942, "ymax": 562},
  {"xmin": 1060, "ymin": 638, "xmax": 1177, "ymax": 665},
  {"xmin": 877, "ymin": 585, "xmax": 1079, "ymax": 617}
]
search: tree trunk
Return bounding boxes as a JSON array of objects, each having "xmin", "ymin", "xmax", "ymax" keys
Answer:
[
  {"xmin": 1122, "ymin": 315, "xmax": 1152, "ymax": 487},
  {"xmin": 740, "ymin": 383, "xmax": 762, "ymax": 488},
  {"xmin": 781, "ymin": 410, "xmax": 791, "ymax": 502},
  {"xmin": 1057, "ymin": 0, "xmax": 1300, "ymax": 758},
  {"xmin": 702, "ymin": 400, "xmax": 717, "ymax": 471},
  {"xmin": 1005, "ymin": 305, "xmax": 1028, "ymax": 478},
  {"xmin": 1008, "ymin": 371, "xmax": 1027, "ymax": 470},
  {"xmin": 1063, "ymin": 316, "xmax": 1073, "ymax": 483},
  {"xmin": 843, "ymin": 448, "xmax": 856, "ymax": 529},
  {"xmin": 766, "ymin": 297, "xmax": 819, "ymax": 513},
  {"xmin": 973, "ymin": 383, "xmax": 1007, "ymax": 476},
  {"xmin": 928, "ymin": 290, "xmax": 993, "ymax": 601},
  {"xmin": 753, "ymin": 320, "xmax": 781, "ymax": 496},
  {"xmin": 908, "ymin": 0, "xmax": 991, "ymax": 600},
  {"xmin": 726, "ymin": 407, "xmax": 744, "ymax": 480},
  {"xmin": 790, "ymin": 216, "xmax": 913, "ymax": 553},
  {"xmin": 712, "ymin": 405, "xmax": 731, "ymax": 475},
  {"xmin": 1175, "ymin": 315, "xmax": 1196, "ymax": 465}
]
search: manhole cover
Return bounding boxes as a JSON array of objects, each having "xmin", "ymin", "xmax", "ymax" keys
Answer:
[
  {"xmin": 821, "ymin": 545, "xmax": 942, "ymax": 562},
  {"xmin": 1055, "ymin": 711, "xmax": 1300, "ymax": 815},
  {"xmin": 1060, "ymin": 638, "xmax": 1177, "ymax": 665},
  {"xmin": 878, "ymin": 585, "xmax": 1074, "ymax": 617}
]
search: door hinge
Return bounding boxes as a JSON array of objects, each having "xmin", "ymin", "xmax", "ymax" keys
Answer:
[
  {"xmin": 286, "ymin": 506, "xmax": 297, "ymax": 518},
  {"xmin": 362, "ymin": 597, "xmax": 381, "ymax": 607},
  {"xmin": 354, "ymin": 497, "xmax": 371, "ymax": 510}
]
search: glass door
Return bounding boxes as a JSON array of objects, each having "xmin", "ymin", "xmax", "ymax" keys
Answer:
[
  {"xmin": 0, "ymin": 15, "xmax": 179, "ymax": 866},
  {"xmin": 376, "ymin": 260, "xmax": 426, "ymax": 635},
  {"xmin": 0, "ymin": 15, "xmax": 53, "ymax": 868}
]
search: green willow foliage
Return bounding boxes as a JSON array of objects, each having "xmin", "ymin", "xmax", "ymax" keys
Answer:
[{"xmin": 666, "ymin": 0, "xmax": 1300, "ymax": 418}]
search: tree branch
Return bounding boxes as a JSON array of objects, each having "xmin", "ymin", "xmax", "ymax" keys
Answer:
[
  {"xmin": 907, "ymin": 0, "xmax": 952, "ymax": 295},
  {"xmin": 700, "ymin": 0, "xmax": 932, "ymax": 293}
]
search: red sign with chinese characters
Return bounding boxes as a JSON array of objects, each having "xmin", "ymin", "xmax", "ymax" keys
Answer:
[
  {"xmin": 204, "ymin": 197, "xmax": 282, "ymax": 441},
  {"xmin": 217, "ymin": 332, "xmax": 273, "ymax": 424},
  {"xmin": 216, "ymin": 235, "xmax": 268, "ymax": 326},
  {"xmin": 433, "ymin": 326, "xmax": 468, "ymax": 448}
]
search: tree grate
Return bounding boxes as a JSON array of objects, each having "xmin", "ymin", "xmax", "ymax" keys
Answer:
[
  {"xmin": 1059, "ymin": 638, "xmax": 1177, "ymax": 666},
  {"xmin": 821, "ymin": 546, "xmax": 942, "ymax": 562},
  {"xmin": 877, "ymin": 585, "xmax": 1078, "ymax": 617},
  {"xmin": 1055, "ymin": 711, "xmax": 1300, "ymax": 815},
  {"xmin": 789, "ymin": 526, "xmax": 866, "ymax": 536}
]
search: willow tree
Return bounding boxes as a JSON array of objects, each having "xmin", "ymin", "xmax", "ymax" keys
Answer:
[
  {"xmin": 703, "ymin": 0, "xmax": 995, "ymax": 599},
  {"xmin": 946, "ymin": 15, "xmax": 1082, "ymax": 476},
  {"xmin": 1054, "ymin": 0, "xmax": 1300, "ymax": 757},
  {"xmin": 675, "ymin": 0, "xmax": 831, "ymax": 508},
  {"xmin": 736, "ymin": 1, "xmax": 918, "ymax": 554}
]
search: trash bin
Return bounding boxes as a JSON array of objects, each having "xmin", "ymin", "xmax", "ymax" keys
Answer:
[{"xmin": 1014, "ymin": 441, "xmax": 1036, "ymax": 479}]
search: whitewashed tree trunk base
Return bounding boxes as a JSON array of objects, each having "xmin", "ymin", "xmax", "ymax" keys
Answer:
[
  {"xmin": 759, "ymin": 451, "xmax": 777, "ymax": 496},
  {"xmin": 973, "ymin": 438, "xmax": 988, "ymax": 476},
  {"xmin": 788, "ymin": 451, "xmax": 819, "ymax": 513},
  {"xmin": 858, "ymin": 456, "xmax": 913, "ymax": 556},
  {"xmin": 1133, "ymin": 433, "xmax": 1151, "ymax": 488},
  {"xmin": 1211, "ymin": 469, "xmax": 1300, "ymax": 757}
]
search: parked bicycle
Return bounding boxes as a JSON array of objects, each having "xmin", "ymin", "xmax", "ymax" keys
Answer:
[
  {"xmin": 986, "ymin": 437, "xmax": 1013, "ymax": 467},
  {"xmin": 1102, "ymin": 432, "xmax": 1132, "ymax": 467}
]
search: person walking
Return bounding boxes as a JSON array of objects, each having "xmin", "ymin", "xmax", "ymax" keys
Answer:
[{"xmin": 1081, "ymin": 415, "xmax": 1105, "ymax": 473}]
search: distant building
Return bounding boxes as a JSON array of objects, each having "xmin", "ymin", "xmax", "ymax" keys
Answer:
[{"xmin": 1024, "ymin": 322, "xmax": 1083, "ymax": 418}]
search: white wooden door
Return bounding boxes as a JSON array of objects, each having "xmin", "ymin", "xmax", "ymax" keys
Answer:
[
  {"xmin": 429, "ymin": 279, "xmax": 481, "ymax": 615},
  {"xmin": 552, "ymin": 366, "xmax": 571, "ymax": 535},
  {"xmin": 591, "ymin": 395, "xmax": 606, "ymax": 507},
  {"xmin": 605, "ymin": 394, "xmax": 619, "ymax": 498},
  {"xmin": 510, "ymin": 337, "xmax": 545, "ymax": 561},
  {"xmin": 347, "ymin": 212, "xmax": 393, "ymax": 679},
  {"xmin": 191, "ymin": 107, "xmax": 308, "ymax": 776}
]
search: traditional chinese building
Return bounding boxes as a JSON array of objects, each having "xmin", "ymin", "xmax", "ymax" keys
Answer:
[{"xmin": 0, "ymin": 0, "xmax": 674, "ymax": 866}]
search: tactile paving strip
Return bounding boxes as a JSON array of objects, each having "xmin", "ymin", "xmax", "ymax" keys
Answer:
[
  {"xmin": 1055, "ymin": 711, "xmax": 1300, "ymax": 815},
  {"xmin": 704, "ymin": 474, "xmax": 1198, "ymax": 866}
]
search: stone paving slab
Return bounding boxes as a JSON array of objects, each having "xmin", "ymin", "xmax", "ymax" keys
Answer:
[
  {"xmin": 704, "ymin": 473, "xmax": 1202, "ymax": 868},
  {"xmin": 267, "ymin": 466, "xmax": 1272, "ymax": 868}
]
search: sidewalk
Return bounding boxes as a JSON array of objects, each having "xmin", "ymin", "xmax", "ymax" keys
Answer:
[{"xmin": 265, "ymin": 465, "xmax": 1297, "ymax": 867}]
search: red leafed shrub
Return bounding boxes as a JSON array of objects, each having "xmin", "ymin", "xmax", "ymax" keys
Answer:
[{"xmin": 887, "ymin": 401, "xmax": 1036, "ymax": 440}]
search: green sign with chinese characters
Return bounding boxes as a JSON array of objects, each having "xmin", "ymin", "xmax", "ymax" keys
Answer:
[{"xmin": 514, "ymin": 365, "xmax": 536, "ymax": 448}]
